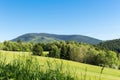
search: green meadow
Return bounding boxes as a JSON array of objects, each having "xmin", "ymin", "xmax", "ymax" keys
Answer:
[{"xmin": 0, "ymin": 50, "xmax": 120, "ymax": 80}]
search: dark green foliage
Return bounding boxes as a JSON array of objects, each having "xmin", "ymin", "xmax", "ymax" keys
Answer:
[
  {"xmin": 0, "ymin": 43, "xmax": 4, "ymax": 50},
  {"xmin": 48, "ymin": 45, "xmax": 60, "ymax": 58},
  {"xmin": 60, "ymin": 44, "xmax": 69, "ymax": 59},
  {"xmin": 98, "ymin": 39, "xmax": 120, "ymax": 53},
  {"xmin": 32, "ymin": 44, "xmax": 43, "ymax": 56},
  {"xmin": 12, "ymin": 33, "xmax": 102, "ymax": 44}
]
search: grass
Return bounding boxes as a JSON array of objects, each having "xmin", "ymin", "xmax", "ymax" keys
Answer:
[
  {"xmin": 0, "ymin": 50, "xmax": 120, "ymax": 80},
  {"xmin": 0, "ymin": 50, "xmax": 74, "ymax": 80}
]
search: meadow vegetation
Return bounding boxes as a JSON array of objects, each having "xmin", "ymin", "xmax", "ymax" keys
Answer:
[
  {"xmin": 0, "ymin": 51, "xmax": 74, "ymax": 80},
  {"xmin": 0, "ymin": 51, "xmax": 120, "ymax": 80}
]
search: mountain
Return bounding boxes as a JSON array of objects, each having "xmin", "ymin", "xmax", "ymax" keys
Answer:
[{"xmin": 12, "ymin": 33, "xmax": 102, "ymax": 44}]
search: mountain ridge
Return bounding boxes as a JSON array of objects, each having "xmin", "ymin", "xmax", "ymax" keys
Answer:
[{"xmin": 12, "ymin": 33, "xmax": 102, "ymax": 44}]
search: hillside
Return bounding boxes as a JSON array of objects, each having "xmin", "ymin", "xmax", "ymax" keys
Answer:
[
  {"xmin": 12, "ymin": 33, "xmax": 102, "ymax": 44},
  {"xmin": 0, "ymin": 50, "xmax": 120, "ymax": 80},
  {"xmin": 98, "ymin": 39, "xmax": 120, "ymax": 53}
]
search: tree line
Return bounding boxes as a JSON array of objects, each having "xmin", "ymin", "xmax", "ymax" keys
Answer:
[{"xmin": 0, "ymin": 40, "xmax": 120, "ymax": 69}]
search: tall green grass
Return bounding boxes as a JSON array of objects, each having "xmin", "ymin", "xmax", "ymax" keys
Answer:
[
  {"xmin": 0, "ymin": 56, "xmax": 75, "ymax": 80},
  {"xmin": 0, "ymin": 51, "xmax": 120, "ymax": 80}
]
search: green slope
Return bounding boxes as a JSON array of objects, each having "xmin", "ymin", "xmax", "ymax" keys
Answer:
[
  {"xmin": 98, "ymin": 39, "xmax": 120, "ymax": 53},
  {"xmin": 0, "ymin": 50, "xmax": 120, "ymax": 80},
  {"xmin": 12, "ymin": 33, "xmax": 102, "ymax": 44}
]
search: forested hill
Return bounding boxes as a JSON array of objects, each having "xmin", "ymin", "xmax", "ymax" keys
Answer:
[
  {"xmin": 12, "ymin": 33, "xmax": 102, "ymax": 44},
  {"xmin": 98, "ymin": 39, "xmax": 120, "ymax": 53}
]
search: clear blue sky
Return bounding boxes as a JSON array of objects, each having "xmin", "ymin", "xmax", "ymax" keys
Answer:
[{"xmin": 0, "ymin": 0, "xmax": 120, "ymax": 41}]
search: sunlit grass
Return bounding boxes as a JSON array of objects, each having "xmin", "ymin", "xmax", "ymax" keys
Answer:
[
  {"xmin": 0, "ymin": 51, "xmax": 74, "ymax": 80},
  {"xmin": 0, "ymin": 50, "xmax": 120, "ymax": 80}
]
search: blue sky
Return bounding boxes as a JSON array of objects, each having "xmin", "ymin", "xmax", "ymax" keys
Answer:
[{"xmin": 0, "ymin": 0, "xmax": 120, "ymax": 41}]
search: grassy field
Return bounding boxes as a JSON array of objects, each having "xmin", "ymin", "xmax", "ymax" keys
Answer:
[{"xmin": 0, "ymin": 50, "xmax": 120, "ymax": 80}]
